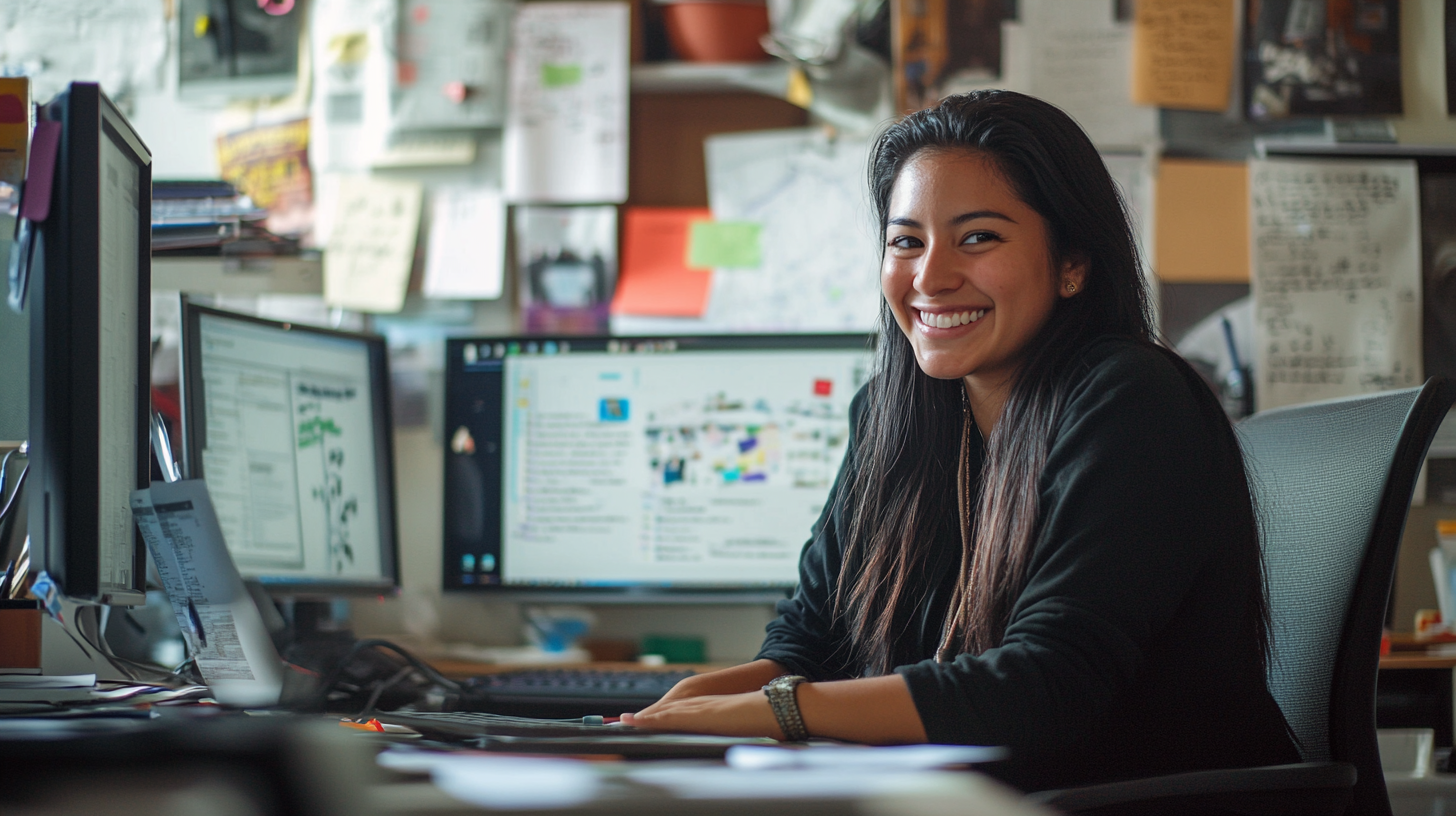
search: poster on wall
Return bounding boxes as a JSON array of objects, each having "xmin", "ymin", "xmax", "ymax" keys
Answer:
[
  {"xmin": 892, "ymin": 0, "xmax": 1013, "ymax": 114},
  {"xmin": 1243, "ymin": 0, "xmax": 1402, "ymax": 120}
]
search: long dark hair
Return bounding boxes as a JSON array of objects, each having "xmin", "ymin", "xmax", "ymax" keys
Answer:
[{"xmin": 836, "ymin": 90, "xmax": 1267, "ymax": 675}]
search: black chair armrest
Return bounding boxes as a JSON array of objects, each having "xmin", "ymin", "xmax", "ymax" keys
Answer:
[{"xmin": 1029, "ymin": 761, "xmax": 1356, "ymax": 815}]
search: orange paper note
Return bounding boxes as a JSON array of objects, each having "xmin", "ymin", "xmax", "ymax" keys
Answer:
[
  {"xmin": 611, "ymin": 207, "xmax": 714, "ymax": 317},
  {"xmin": 1130, "ymin": 0, "xmax": 1236, "ymax": 112},
  {"xmin": 1155, "ymin": 158, "xmax": 1249, "ymax": 283}
]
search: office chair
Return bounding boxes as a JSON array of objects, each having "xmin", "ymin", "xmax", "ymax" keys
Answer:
[{"xmin": 1035, "ymin": 377, "xmax": 1456, "ymax": 816}]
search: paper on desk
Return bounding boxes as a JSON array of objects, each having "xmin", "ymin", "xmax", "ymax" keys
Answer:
[
  {"xmin": 699, "ymin": 127, "xmax": 880, "ymax": 332},
  {"xmin": 626, "ymin": 766, "xmax": 980, "ymax": 800},
  {"xmin": 379, "ymin": 751, "xmax": 601, "ymax": 809},
  {"xmin": 1130, "ymin": 0, "xmax": 1236, "ymax": 111},
  {"xmin": 1003, "ymin": 0, "xmax": 1158, "ymax": 149},
  {"xmin": 0, "ymin": 674, "xmax": 95, "ymax": 689},
  {"xmin": 725, "ymin": 744, "xmax": 1006, "ymax": 770},
  {"xmin": 1249, "ymin": 159, "xmax": 1424, "ymax": 411},
  {"xmin": 503, "ymin": 2, "xmax": 629, "ymax": 203},
  {"xmin": 423, "ymin": 186, "xmax": 505, "ymax": 300},
  {"xmin": 131, "ymin": 480, "xmax": 284, "ymax": 707},
  {"xmin": 611, "ymin": 207, "xmax": 714, "ymax": 318},
  {"xmin": 323, "ymin": 175, "xmax": 423, "ymax": 313}
]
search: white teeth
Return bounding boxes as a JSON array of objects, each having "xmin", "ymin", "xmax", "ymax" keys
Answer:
[{"xmin": 920, "ymin": 309, "xmax": 987, "ymax": 329}]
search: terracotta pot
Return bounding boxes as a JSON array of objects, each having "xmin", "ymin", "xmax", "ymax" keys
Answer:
[{"xmin": 660, "ymin": 0, "xmax": 771, "ymax": 63}]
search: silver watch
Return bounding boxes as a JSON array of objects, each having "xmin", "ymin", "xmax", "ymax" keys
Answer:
[{"xmin": 762, "ymin": 674, "xmax": 810, "ymax": 741}]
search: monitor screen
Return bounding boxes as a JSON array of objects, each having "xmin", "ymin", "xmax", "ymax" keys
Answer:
[
  {"xmin": 179, "ymin": 304, "xmax": 399, "ymax": 595},
  {"xmin": 28, "ymin": 82, "xmax": 150, "ymax": 605},
  {"xmin": 442, "ymin": 335, "xmax": 874, "ymax": 599}
]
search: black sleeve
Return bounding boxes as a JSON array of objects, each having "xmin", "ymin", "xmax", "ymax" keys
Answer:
[
  {"xmin": 895, "ymin": 347, "xmax": 1229, "ymax": 750},
  {"xmin": 754, "ymin": 386, "xmax": 867, "ymax": 681}
]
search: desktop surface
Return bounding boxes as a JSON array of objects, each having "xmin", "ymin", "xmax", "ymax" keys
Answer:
[{"xmin": 442, "ymin": 334, "xmax": 874, "ymax": 598}]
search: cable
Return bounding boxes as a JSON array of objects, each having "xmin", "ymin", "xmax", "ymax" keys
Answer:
[
  {"xmin": 359, "ymin": 665, "xmax": 415, "ymax": 719},
  {"xmin": 310, "ymin": 638, "xmax": 462, "ymax": 712},
  {"xmin": 0, "ymin": 463, "xmax": 26, "ymax": 523}
]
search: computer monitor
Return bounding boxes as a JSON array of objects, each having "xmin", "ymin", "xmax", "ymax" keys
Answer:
[
  {"xmin": 27, "ymin": 82, "xmax": 150, "ymax": 605},
  {"xmin": 442, "ymin": 334, "xmax": 874, "ymax": 601},
  {"xmin": 178, "ymin": 303, "xmax": 400, "ymax": 596}
]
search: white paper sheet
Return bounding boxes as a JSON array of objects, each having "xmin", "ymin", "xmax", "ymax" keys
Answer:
[
  {"xmin": 503, "ymin": 2, "xmax": 630, "ymax": 203},
  {"xmin": 1002, "ymin": 0, "xmax": 1159, "ymax": 149},
  {"xmin": 1249, "ymin": 158, "xmax": 1424, "ymax": 410},
  {"xmin": 323, "ymin": 175, "xmax": 424, "ymax": 313},
  {"xmin": 424, "ymin": 187, "xmax": 506, "ymax": 299},
  {"xmin": 131, "ymin": 480, "xmax": 285, "ymax": 707},
  {"xmin": 698, "ymin": 127, "xmax": 880, "ymax": 332}
]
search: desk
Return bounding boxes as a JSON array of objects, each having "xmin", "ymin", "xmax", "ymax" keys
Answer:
[{"xmin": 1380, "ymin": 651, "xmax": 1456, "ymax": 753}]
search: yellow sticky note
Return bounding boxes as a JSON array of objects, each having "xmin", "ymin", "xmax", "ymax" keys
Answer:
[{"xmin": 1130, "ymin": 0, "xmax": 1236, "ymax": 112}]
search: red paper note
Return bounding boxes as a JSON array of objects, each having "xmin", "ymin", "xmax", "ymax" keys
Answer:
[{"xmin": 611, "ymin": 207, "xmax": 714, "ymax": 318}]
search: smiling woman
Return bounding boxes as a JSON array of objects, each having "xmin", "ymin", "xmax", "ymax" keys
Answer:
[{"xmin": 621, "ymin": 91, "xmax": 1300, "ymax": 794}]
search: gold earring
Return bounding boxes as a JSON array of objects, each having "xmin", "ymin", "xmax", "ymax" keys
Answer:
[{"xmin": 1065, "ymin": 282, "xmax": 1077, "ymax": 293}]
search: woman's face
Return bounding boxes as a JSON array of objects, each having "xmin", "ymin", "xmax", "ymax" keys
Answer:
[{"xmin": 881, "ymin": 149, "xmax": 1083, "ymax": 385}]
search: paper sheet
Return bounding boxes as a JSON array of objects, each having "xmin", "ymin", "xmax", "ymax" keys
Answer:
[
  {"xmin": 700, "ymin": 127, "xmax": 880, "ymax": 332},
  {"xmin": 610, "ymin": 207, "xmax": 714, "ymax": 318},
  {"xmin": 503, "ymin": 2, "xmax": 629, "ymax": 203},
  {"xmin": 394, "ymin": 0, "xmax": 511, "ymax": 130},
  {"xmin": 1155, "ymin": 159, "xmax": 1249, "ymax": 282},
  {"xmin": 1250, "ymin": 158, "xmax": 1424, "ymax": 411},
  {"xmin": 323, "ymin": 175, "xmax": 423, "ymax": 313},
  {"xmin": 1005, "ymin": 0, "xmax": 1159, "ymax": 149},
  {"xmin": 424, "ymin": 187, "xmax": 505, "ymax": 300},
  {"xmin": 131, "ymin": 480, "xmax": 284, "ymax": 706},
  {"xmin": 1130, "ymin": 0, "xmax": 1236, "ymax": 111},
  {"xmin": 515, "ymin": 205, "xmax": 618, "ymax": 333}
]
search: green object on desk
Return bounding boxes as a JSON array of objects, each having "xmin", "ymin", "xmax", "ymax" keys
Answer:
[
  {"xmin": 641, "ymin": 635, "xmax": 706, "ymax": 664},
  {"xmin": 688, "ymin": 221, "xmax": 761, "ymax": 269}
]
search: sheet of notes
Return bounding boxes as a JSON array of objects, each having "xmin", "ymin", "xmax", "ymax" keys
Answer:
[
  {"xmin": 323, "ymin": 174, "xmax": 423, "ymax": 313},
  {"xmin": 1130, "ymin": 0, "xmax": 1236, "ymax": 112},
  {"xmin": 1250, "ymin": 158, "xmax": 1423, "ymax": 411}
]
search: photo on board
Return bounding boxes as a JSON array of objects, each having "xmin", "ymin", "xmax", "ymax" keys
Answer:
[{"xmin": 1243, "ymin": 0, "xmax": 1402, "ymax": 120}]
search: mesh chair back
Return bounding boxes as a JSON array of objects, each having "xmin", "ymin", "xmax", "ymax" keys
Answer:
[{"xmin": 1236, "ymin": 387, "xmax": 1420, "ymax": 763}]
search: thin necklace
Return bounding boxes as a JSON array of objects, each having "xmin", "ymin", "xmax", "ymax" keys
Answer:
[{"xmin": 936, "ymin": 391, "xmax": 977, "ymax": 663}]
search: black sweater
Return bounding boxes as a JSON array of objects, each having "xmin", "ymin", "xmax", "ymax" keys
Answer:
[{"xmin": 756, "ymin": 338, "xmax": 1300, "ymax": 792}]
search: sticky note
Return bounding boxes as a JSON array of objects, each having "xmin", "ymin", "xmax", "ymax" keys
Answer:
[
  {"xmin": 1154, "ymin": 159, "xmax": 1248, "ymax": 282},
  {"xmin": 541, "ymin": 63, "xmax": 583, "ymax": 87},
  {"xmin": 1130, "ymin": 0, "xmax": 1236, "ymax": 112},
  {"xmin": 611, "ymin": 207, "xmax": 714, "ymax": 317},
  {"xmin": 689, "ymin": 221, "xmax": 761, "ymax": 269}
]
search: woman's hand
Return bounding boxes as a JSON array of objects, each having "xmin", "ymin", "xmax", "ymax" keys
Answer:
[
  {"xmin": 620, "ymin": 690, "xmax": 783, "ymax": 738},
  {"xmin": 650, "ymin": 659, "xmax": 787, "ymax": 706}
]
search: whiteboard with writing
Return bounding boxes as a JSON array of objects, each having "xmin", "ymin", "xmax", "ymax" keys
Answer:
[{"xmin": 1250, "ymin": 158, "xmax": 1423, "ymax": 411}]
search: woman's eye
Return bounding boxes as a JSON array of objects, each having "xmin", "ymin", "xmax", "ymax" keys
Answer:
[
  {"xmin": 962, "ymin": 231, "xmax": 999, "ymax": 245},
  {"xmin": 887, "ymin": 235, "xmax": 923, "ymax": 249}
]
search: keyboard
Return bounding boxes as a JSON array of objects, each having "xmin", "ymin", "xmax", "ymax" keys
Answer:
[{"xmin": 454, "ymin": 668, "xmax": 696, "ymax": 718}]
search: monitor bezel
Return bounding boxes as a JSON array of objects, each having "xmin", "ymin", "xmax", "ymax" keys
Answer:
[
  {"xmin": 28, "ymin": 82, "xmax": 151, "ymax": 606},
  {"xmin": 178, "ymin": 301, "xmax": 402, "ymax": 598},
  {"xmin": 441, "ymin": 332, "xmax": 876, "ymax": 603}
]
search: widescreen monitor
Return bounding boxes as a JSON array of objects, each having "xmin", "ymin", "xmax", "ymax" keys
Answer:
[
  {"xmin": 178, "ymin": 303, "xmax": 399, "ymax": 596},
  {"xmin": 442, "ymin": 334, "xmax": 874, "ymax": 600},
  {"xmin": 27, "ymin": 82, "xmax": 150, "ymax": 605}
]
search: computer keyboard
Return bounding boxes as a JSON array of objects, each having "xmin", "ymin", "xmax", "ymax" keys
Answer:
[{"xmin": 454, "ymin": 668, "xmax": 696, "ymax": 718}]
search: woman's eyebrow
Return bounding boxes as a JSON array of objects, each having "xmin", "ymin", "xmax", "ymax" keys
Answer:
[
  {"xmin": 887, "ymin": 216, "xmax": 922, "ymax": 228},
  {"xmin": 952, "ymin": 210, "xmax": 1017, "ymax": 225}
]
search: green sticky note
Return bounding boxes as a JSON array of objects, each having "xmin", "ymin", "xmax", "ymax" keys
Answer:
[
  {"xmin": 688, "ymin": 221, "xmax": 761, "ymax": 269},
  {"xmin": 541, "ymin": 63, "xmax": 582, "ymax": 87}
]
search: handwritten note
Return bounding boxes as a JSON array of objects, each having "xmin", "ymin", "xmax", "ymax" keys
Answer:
[
  {"xmin": 324, "ymin": 175, "xmax": 423, "ymax": 313},
  {"xmin": 503, "ymin": 2, "xmax": 629, "ymax": 203},
  {"xmin": 1250, "ymin": 158, "xmax": 1423, "ymax": 411},
  {"xmin": 1130, "ymin": 0, "xmax": 1235, "ymax": 111},
  {"xmin": 424, "ymin": 186, "xmax": 505, "ymax": 300},
  {"xmin": 1007, "ymin": 0, "xmax": 1159, "ymax": 148}
]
